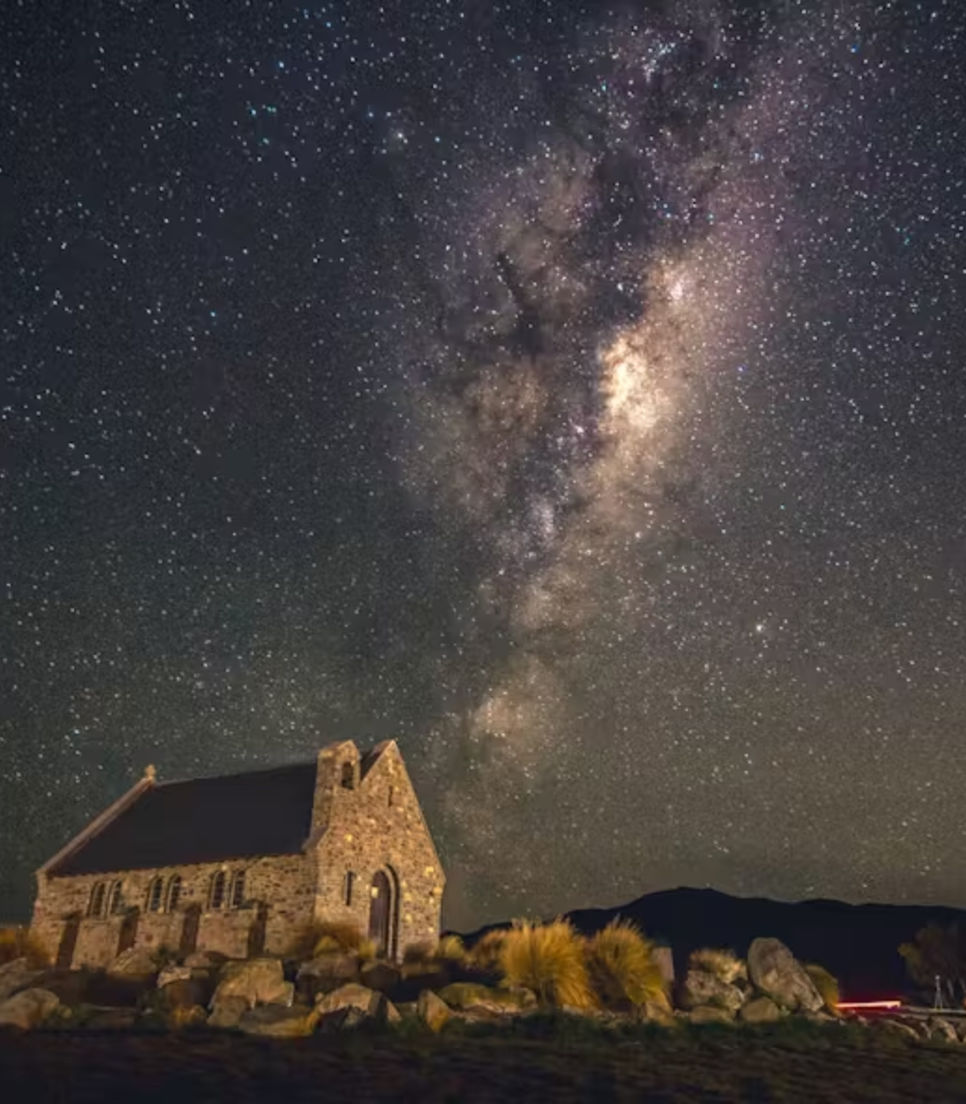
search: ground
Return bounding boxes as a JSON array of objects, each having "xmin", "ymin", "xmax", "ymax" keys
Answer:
[{"xmin": 1, "ymin": 1019, "xmax": 965, "ymax": 1102}]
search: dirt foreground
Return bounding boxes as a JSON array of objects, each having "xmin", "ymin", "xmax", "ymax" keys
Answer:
[{"xmin": 1, "ymin": 1020, "xmax": 965, "ymax": 1103}]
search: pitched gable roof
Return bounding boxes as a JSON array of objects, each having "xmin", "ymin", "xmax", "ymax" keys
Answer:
[{"xmin": 49, "ymin": 761, "xmax": 318, "ymax": 876}]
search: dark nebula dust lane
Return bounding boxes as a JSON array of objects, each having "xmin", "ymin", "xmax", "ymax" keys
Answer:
[{"xmin": 2, "ymin": 1, "xmax": 965, "ymax": 929}]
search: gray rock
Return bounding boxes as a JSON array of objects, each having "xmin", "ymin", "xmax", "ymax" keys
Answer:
[
  {"xmin": 926, "ymin": 1015, "xmax": 959, "ymax": 1043},
  {"xmin": 688, "ymin": 1004, "xmax": 735, "ymax": 1025},
  {"xmin": 679, "ymin": 969, "xmax": 744, "ymax": 1013},
  {"xmin": 157, "ymin": 965, "xmax": 193, "ymax": 989},
  {"xmin": 878, "ymin": 1018, "xmax": 919, "ymax": 1041},
  {"xmin": 207, "ymin": 994, "xmax": 249, "ymax": 1029},
  {"xmin": 296, "ymin": 952, "xmax": 359, "ymax": 997},
  {"xmin": 0, "ymin": 987, "xmax": 61, "ymax": 1030},
  {"xmin": 211, "ymin": 957, "xmax": 288, "ymax": 1009},
  {"xmin": 315, "ymin": 982, "xmax": 384, "ymax": 1020},
  {"xmin": 0, "ymin": 958, "xmax": 44, "ymax": 1002},
  {"xmin": 319, "ymin": 1005, "xmax": 370, "ymax": 1032},
  {"xmin": 108, "ymin": 947, "xmax": 158, "ymax": 979},
  {"xmin": 360, "ymin": 960, "xmax": 401, "ymax": 993},
  {"xmin": 417, "ymin": 988, "xmax": 451, "ymax": 1032},
  {"xmin": 237, "ymin": 1003, "xmax": 320, "ymax": 1037},
  {"xmin": 739, "ymin": 995, "xmax": 782, "ymax": 1024},
  {"xmin": 747, "ymin": 938, "xmax": 823, "ymax": 1013}
]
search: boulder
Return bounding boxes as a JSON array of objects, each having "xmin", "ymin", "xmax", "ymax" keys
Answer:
[
  {"xmin": 238, "ymin": 1004, "xmax": 321, "ymax": 1038},
  {"xmin": 0, "ymin": 988, "xmax": 61, "ymax": 1031},
  {"xmin": 437, "ymin": 982, "xmax": 534, "ymax": 1014},
  {"xmin": 108, "ymin": 947, "xmax": 158, "ymax": 979},
  {"xmin": 417, "ymin": 989, "xmax": 451, "ymax": 1032},
  {"xmin": 878, "ymin": 1018, "xmax": 919, "ymax": 1042},
  {"xmin": 679, "ymin": 969, "xmax": 744, "ymax": 1013},
  {"xmin": 688, "ymin": 1004, "xmax": 735, "ymax": 1025},
  {"xmin": 315, "ymin": 982, "xmax": 385, "ymax": 1021},
  {"xmin": 739, "ymin": 995, "xmax": 782, "ymax": 1024},
  {"xmin": 208, "ymin": 995, "xmax": 249, "ymax": 1029},
  {"xmin": 158, "ymin": 977, "xmax": 212, "ymax": 1012},
  {"xmin": 25, "ymin": 969, "xmax": 94, "ymax": 1006},
  {"xmin": 0, "ymin": 958, "xmax": 44, "ymax": 1002},
  {"xmin": 318, "ymin": 1005, "xmax": 370, "ymax": 1032},
  {"xmin": 184, "ymin": 951, "xmax": 227, "ymax": 970},
  {"xmin": 212, "ymin": 958, "xmax": 289, "ymax": 1009},
  {"xmin": 169, "ymin": 1004, "xmax": 208, "ymax": 1029},
  {"xmin": 747, "ymin": 938, "xmax": 823, "ymax": 1013},
  {"xmin": 640, "ymin": 999, "xmax": 677, "ymax": 1026},
  {"xmin": 360, "ymin": 961, "xmax": 401, "ymax": 993},
  {"xmin": 80, "ymin": 1007, "xmax": 140, "ymax": 1031},
  {"xmin": 296, "ymin": 953, "xmax": 359, "ymax": 998},
  {"xmin": 157, "ymin": 965, "xmax": 193, "ymax": 989},
  {"xmin": 926, "ymin": 1015, "xmax": 959, "ymax": 1043}
]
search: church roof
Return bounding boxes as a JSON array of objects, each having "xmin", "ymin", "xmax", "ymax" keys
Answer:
[{"xmin": 49, "ymin": 761, "xmax": 319, "ymax": 876}]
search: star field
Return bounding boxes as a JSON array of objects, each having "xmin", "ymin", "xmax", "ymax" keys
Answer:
[{"xmin": 2, "ymin": 1, "xmax": 965, "ymax": 930}]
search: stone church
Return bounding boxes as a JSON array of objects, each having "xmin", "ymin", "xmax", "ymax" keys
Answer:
[{"xmin": 30, "ymin": 740, "xmax": 445, "ymax": 969}]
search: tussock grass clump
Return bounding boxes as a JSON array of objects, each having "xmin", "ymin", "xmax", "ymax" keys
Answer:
[
  {"xmin": 468, "ymin": 929, "xmax": 506, "ymax": 971},
  {"xmin": 436, "ymin": 934, "xmax": 466, "ymax": 963},
  {"xmin": 805, "ymin": 963, "xmax": 840, "ymax": 1014},
  {"xmin": 500, "ymin": 919, "xmax": 595, "ymax": 1010},
  {"xmin": 402, "ymin": 941, "xmax": 437, "ymax": 965},
  {"xmin": 290, "ymin": 919, "xmax": 373, "ymax": 959},
  {"xmin": 586, "ymin": 919, "xmax": 669, "ymax": 1011},
  {"xmin": 689, "ymin": 947, "xmax": 747, "ymax": 984},
  {"xmin": 0, "ymin": 925, "xmax": 48, "ymax": 967}
]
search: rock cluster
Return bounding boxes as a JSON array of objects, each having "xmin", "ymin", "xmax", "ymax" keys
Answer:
[{"xmin": 2, "ymin": 934, "xmax": 965, "ymax": 1045}]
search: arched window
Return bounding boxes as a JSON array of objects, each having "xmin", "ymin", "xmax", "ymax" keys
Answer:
[
  {"xmin": 208, "ymin": 870, "xmax": 226, "ymax": 911},
  {"xmin": 107, "ymin": 880, "xmax": 124, "ymax": 915},
  {"xmin": 165, "ymin": 875, "xmax": 182, "ymax": 913},
  {"xmin": 146, "ymin": 876, "xmax": 164, "ymax": 913},
  {"xmin": 230, "ymin": 870, "xmax": 246, "ymax": 909},
  {"xmin": 343, "ymin": 870, "xmax": 355, "ymax": 907},
  {"xmin": 387, "ymin": 785, "xmax": 394, "ymax": 807},
  {"xmin": 340, "ymin": 761, "xmax": 355, "ymax": 789},
  {"xmin": 88, "ymin": 882, "xmax": 106, "ymax": 918}
]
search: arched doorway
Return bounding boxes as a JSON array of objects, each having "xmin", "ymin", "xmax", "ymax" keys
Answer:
[
  {"xmin": 56, "ymin": 913, "xmax": 81, "ymax": 969},
  {"xmin": 117, "ymin": 908, "xmax": 139, "ymax": 955},
  {"xmin": 368, "ymin": 869, "xmax": 398, "ymax": 958}
]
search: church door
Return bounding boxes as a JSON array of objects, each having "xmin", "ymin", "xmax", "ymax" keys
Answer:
[
  {"xmin": 368, "ymin": 871, "xmax": 392, "ymax": 957},
  {"xmin": 56, "ymin": 913, "xmax": 81, "ymax": 969},
  {"xmin": 179, "ymin": 905, "xmax": 201, "ymax": 957},
  {"xmin": 117, "ymin": 908, "xmax": 139, "ymax": 955}
]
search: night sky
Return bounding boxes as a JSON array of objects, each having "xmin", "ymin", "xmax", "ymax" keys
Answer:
[{"xmin": 3, "ymin": 1, "xmax": 965, "ymax": 931}]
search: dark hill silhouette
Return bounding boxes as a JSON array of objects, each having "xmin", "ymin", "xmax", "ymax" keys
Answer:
[{"xmin": 465, "ymin": 887, "xmax": 966, "ymax": 1000}]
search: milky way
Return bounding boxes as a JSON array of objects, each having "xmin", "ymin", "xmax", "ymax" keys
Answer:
[{"xmin": 3, "ymin": 2, "xmax": 965, "ymax": 928}]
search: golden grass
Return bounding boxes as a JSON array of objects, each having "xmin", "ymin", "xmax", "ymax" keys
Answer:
[
  {"xmin": 586, "ymin": 919, "xmax": 669, "ymax": 1011},
  {"xmin": 436, "ymin": 934, "xmax": 466, "ymax": 963},
  {"xmin": 290, "ymin": 919, "xmax": 374, "ymax": 959},
  {"xmin": 689, "ymin": 947, "xmax": 747, "ymax": 985},
  {"xmin": 468, "ymin": 929, "xmax": 506, "ymax": 971},
  {"xmin": 499, "ymin": 919, "xmax": 595, "ymax": 1010},
  {"xmin": 0, "ymin": 925, "xmax": 48, "ymax": 967},
  {"xmin": 805, "ymin": 963, "xmax": 841, "ymax": 1014},
  {"xmin": 402, "ymin": 940, "xmax": 437, "ymax": 965}
]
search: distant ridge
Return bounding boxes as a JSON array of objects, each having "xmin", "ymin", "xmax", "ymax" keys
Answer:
[{"xmin": 466, "ymin": 887, "xmax": 966, "ymax": 1000}]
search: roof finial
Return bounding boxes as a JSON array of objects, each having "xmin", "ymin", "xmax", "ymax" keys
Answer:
[{"xmin": 144, "ymin": 764, "xmax": 156, "ymax": 782}]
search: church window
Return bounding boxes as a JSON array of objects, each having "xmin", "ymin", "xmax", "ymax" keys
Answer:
[
  {"xmin": 230, "ymin": 870, "xmax": 246, "ymax": 909},
  {"xmin": 341, "ymin": 761, "xmax": 355, "ymax": 789},
  {"xmin": 208, "ymin": 870, "xmax": 226, "ymax": 910},
  {"xmin": 165, "ymin": 875, "xmax": 181, "ymax": 913},
  {"xmin": 88, "ymin": 882, "xmax": 106, "ymax": 918},
  {"xmin": 343, "ymin": 870, "xmax": 355, "ymax": 907},
  {"xmin": 387, "ymin": 786, "xmax": 394, "ymax": 807},
  {"xmin": 107, "ymin": 880, "xmax": 124, "ymax": 915},
  {"xmin": 146, "ymin": 876, "xmax": 164, "ymax": 913}
]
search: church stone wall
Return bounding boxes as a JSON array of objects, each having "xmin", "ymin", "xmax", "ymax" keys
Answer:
[
  {"xmin": 313, "ymin": 741, "xmax": 444, "ymax": 959},
  {"xmin": 31, "ymin": 852, "xmax": 316, "ymax": 968}
]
